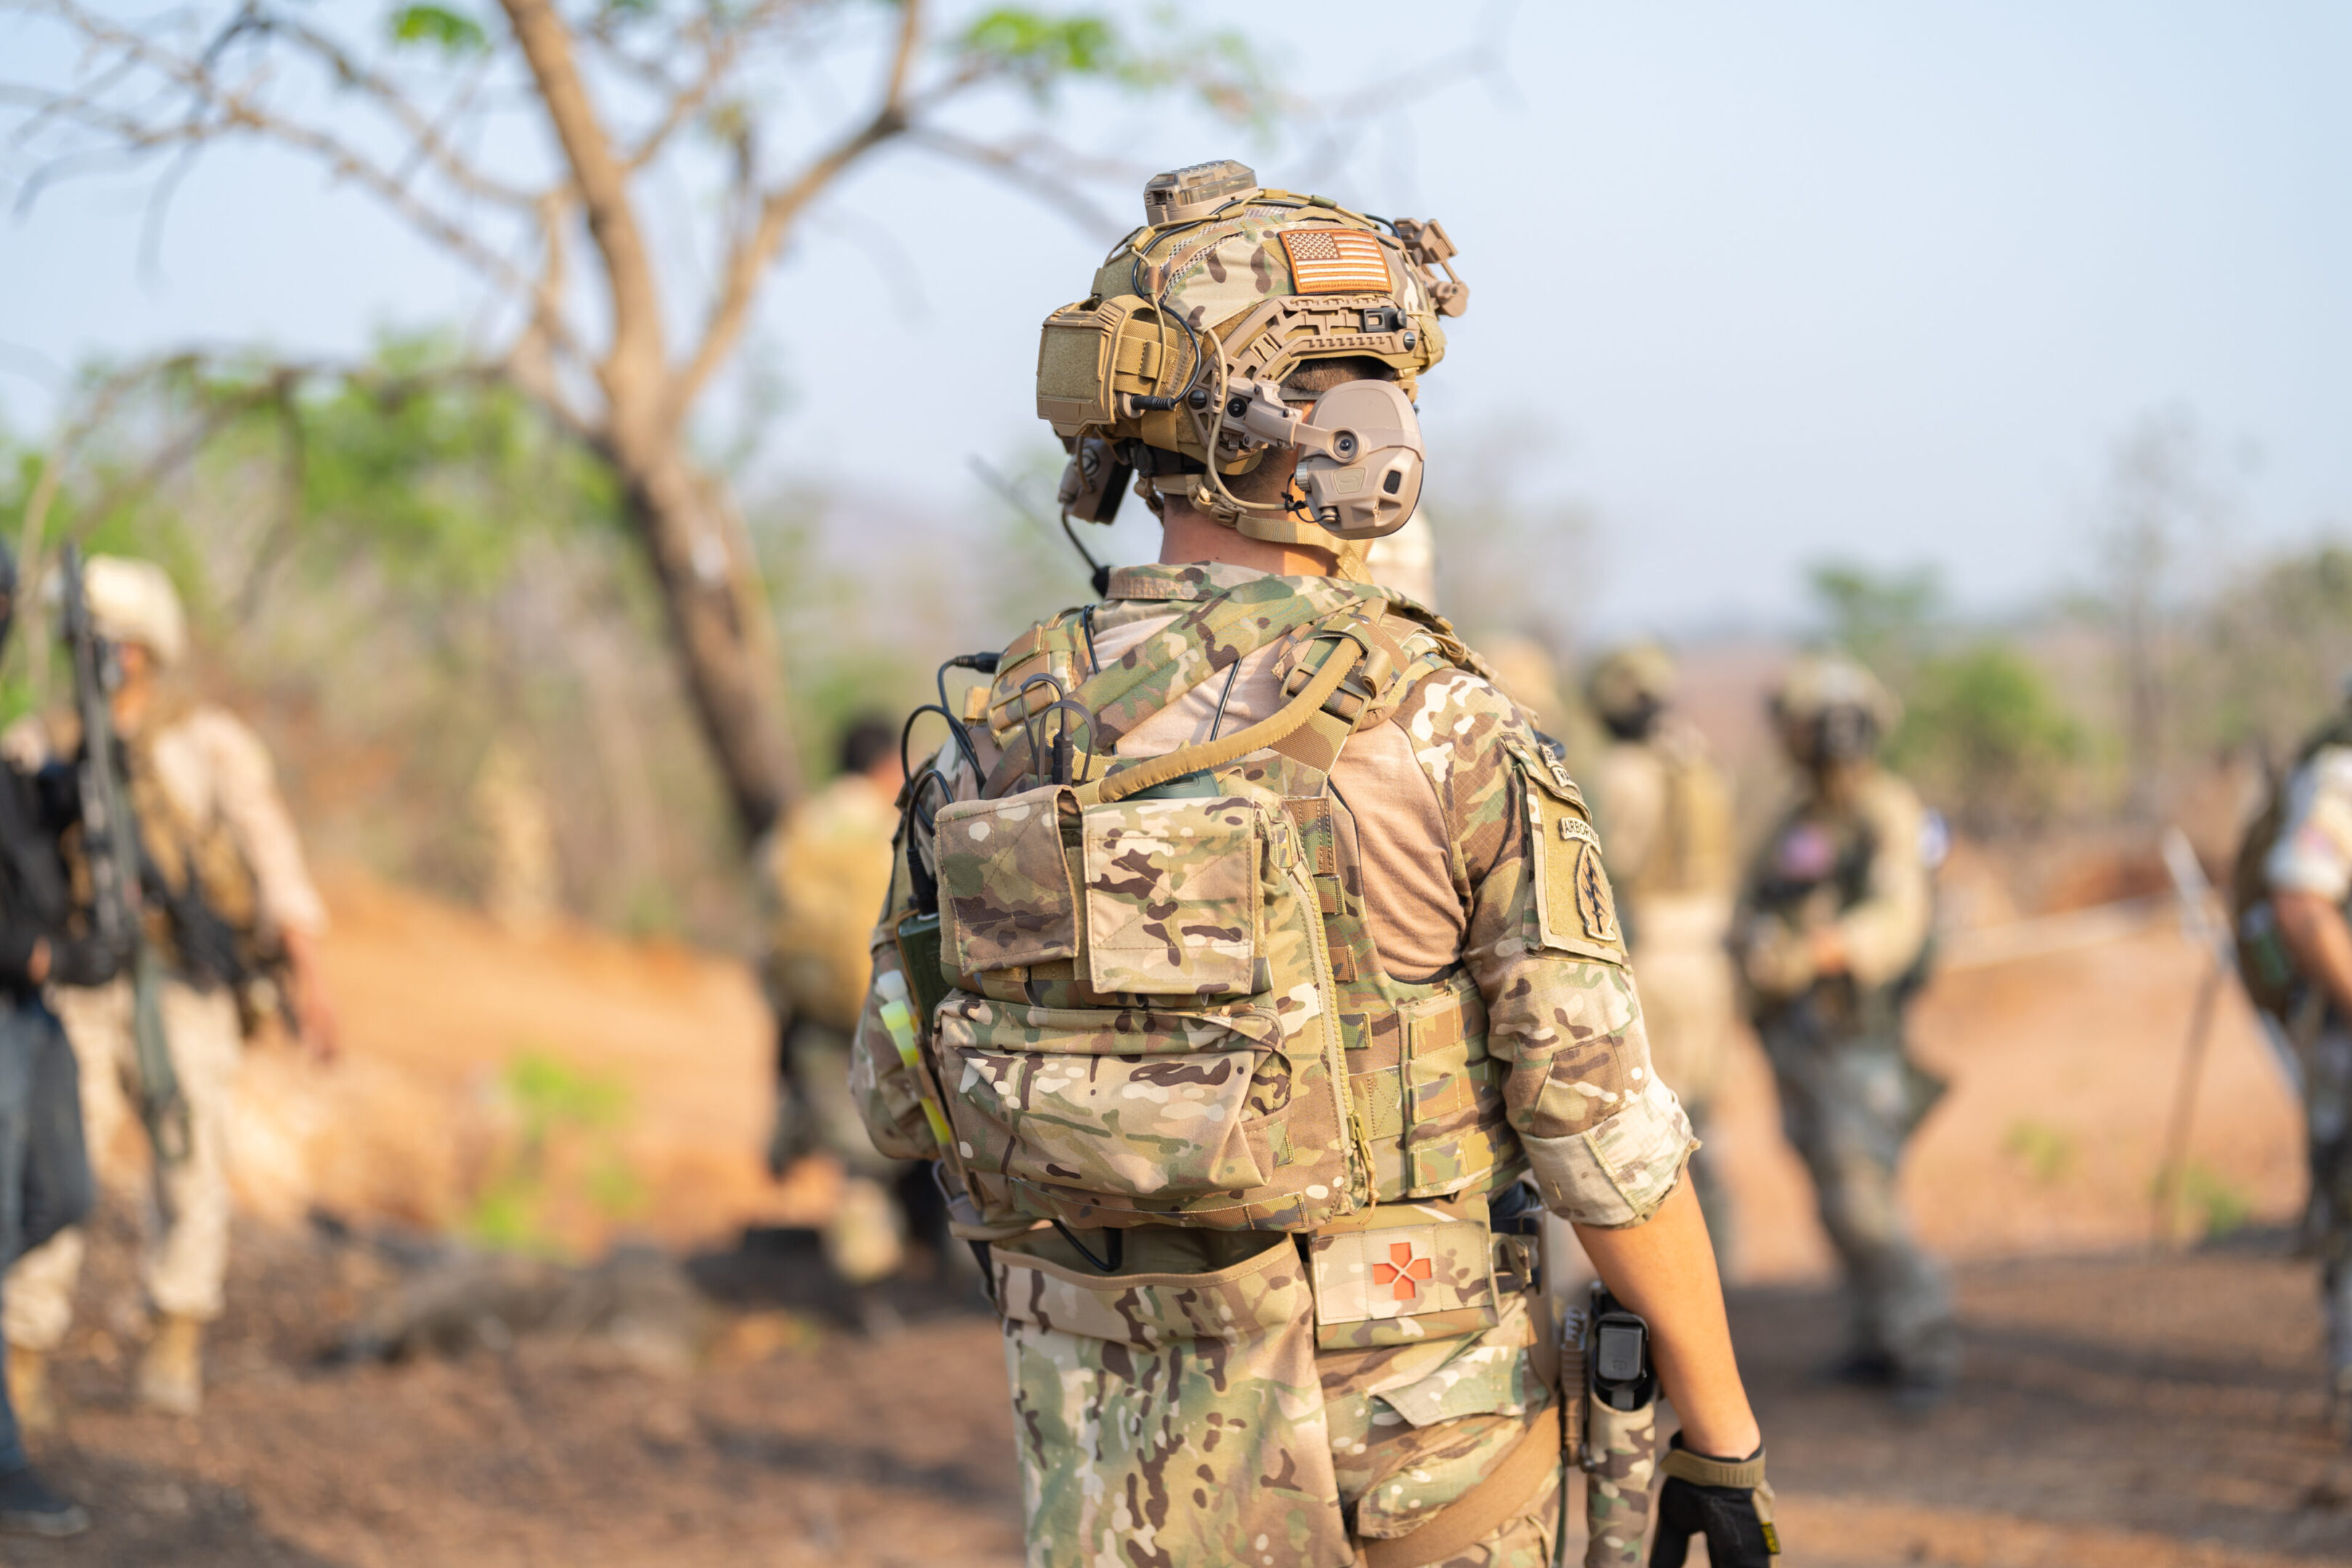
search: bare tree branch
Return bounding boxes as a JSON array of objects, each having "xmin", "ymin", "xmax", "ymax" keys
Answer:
[
  {"xmin": 903, "ymin": 128, "xmax": 1127, "ymax": 241},
  {"xmin": 496, "ymin": 0, "xmax": 663, "ymax": 415},
  {"xmin": 248, "ymin": 7, "xmax": 540, "ymax": 211},
  {"xmin": 664, "ymin": 0, "xmax": 926, "ymax": 425},
  {"xmin": 2, "ymin": 3, "xmax": 571, "ymax": 356}
]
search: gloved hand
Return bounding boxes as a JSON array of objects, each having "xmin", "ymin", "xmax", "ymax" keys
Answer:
[
  {"xmin": 1649, "ymin": 1432, "xmax": 1779, "ymax": 1567},
  {"xmin": 46, "ymin": 933, "xmax": 129, "ymax": 989}
]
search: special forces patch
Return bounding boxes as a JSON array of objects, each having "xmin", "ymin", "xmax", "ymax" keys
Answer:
[{"xmin": 1573, "ymin": 840, "xmax": 1621, "ymax": 945}]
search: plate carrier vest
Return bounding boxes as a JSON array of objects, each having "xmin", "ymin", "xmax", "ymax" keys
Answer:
[{"xmin": 902, "ymin": 576, "xmax": 1551, "ymax": 1236}]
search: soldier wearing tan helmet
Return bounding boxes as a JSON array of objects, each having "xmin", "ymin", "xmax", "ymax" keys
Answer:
[
  {"xmin": 1733, "ymin": 651, "xmax": 1955, "ymax": 1407},
  {"xmin": 4, "ymin": 556, "xmax": 336, "ymax": 1425},
  {"xmin": 846, "ymin": 161, "xmax": 1779, "ymax": 1567},
  {"xmin": 1584, "ymin": 643, "xmax": 1740, "ymax": 1259}
]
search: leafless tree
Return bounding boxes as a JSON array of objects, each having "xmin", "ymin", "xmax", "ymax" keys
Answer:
[
  {"xmin": 1, "ymin": 0, "xmax": 1265, "ymax": 836},
  {"xmin": 2099, "ymin": 408, "xmax": 2229, "ymax": 822}
]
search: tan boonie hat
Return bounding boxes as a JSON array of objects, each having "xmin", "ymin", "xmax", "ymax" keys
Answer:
[{"xmin": 81, "ymin": 555, "xmax": 188, "ymax": 665}]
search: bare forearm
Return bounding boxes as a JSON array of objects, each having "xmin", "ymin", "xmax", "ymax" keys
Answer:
[
  {"xmin": 1574, "ymin": 1177, "xmax": 1761, "ymax": 1457},
  {"xmin": 2277, "ymin": 890, "xmax": 2352, "ymax": 1016}
]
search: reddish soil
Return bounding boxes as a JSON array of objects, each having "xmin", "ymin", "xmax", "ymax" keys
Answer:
[{"xmin": 14, "ymin": 863, "xmax": 2340, "ymax": 1565}]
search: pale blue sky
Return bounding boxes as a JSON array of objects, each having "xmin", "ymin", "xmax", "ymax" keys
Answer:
[{"xmin": 3, "ymin": 1, "xmax": 2346, "ymax": 635}]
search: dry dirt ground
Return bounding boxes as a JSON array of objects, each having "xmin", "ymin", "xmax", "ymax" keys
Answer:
[{"xmin": 7, "ymin": 865, "xmax": 2340, "ymax": 1566}]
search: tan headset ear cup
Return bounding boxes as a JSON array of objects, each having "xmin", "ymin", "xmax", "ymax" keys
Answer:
[{"xmin": 1295, "ymin": 379, "xmax": 1425, "ymax": 539}]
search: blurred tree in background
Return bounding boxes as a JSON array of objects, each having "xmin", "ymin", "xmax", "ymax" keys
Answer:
[
  {"xmin": 1893, "ymin": 643, "xmax": 2085, "ymax": 836},
  {"xmin": 2185, "ymin": 543, "xmax": 2352, "ymax": 775},
  {"xmin": 1, "ymin": 0, "xmax": 1271, "ymax": 844}
]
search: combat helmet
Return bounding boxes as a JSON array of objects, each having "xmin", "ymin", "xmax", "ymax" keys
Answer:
[
  {"xmin": 1038, "ymin": 159, "xmax": 1468, "ymax": 547},
  {"xmin": 1770, "ymin": 651, "xmax": 1900, "ymax": 767},
  {"xmin": 1587, "ymin": 642, "xmax": 1678, "ymax": 741}
]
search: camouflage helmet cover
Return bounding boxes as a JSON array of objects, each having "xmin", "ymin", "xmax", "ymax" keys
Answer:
[
  {"xmin": 1034, "ymin": 160, "xmax": 1467, "ymax": 478},
  {"xmin": 1586, "ymin": 642, "xmax": 1678, "ymax": 724}
]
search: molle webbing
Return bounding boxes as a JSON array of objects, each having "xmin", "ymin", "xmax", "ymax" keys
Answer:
[
  {"xmin": 1079, "ymin": 637, "xmax": 1365, "ymax": 805},
  {"xmin": 985, "ymin": 578, "xmax": 1401, "ymax": 798}
]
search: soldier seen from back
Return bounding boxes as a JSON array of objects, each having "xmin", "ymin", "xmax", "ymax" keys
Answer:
[
  {"xmin": 1734, "ymin": 652, "xmax": 1956, "ymax": 1408},
  {"xmin": 1585, "ymin": 644, "xmax": 1741, "ymax": 1260},
  {"xmin": 2234, "ymin": 673, "xmax": 2352, "ymax": 1437},
  {"xmin": 4, "ymin": 556, "xmax": 336, "ymax": 1426},
  {"xmin": 846, "ymin": 161, "xmax": 1779, "ymax": 1567}
]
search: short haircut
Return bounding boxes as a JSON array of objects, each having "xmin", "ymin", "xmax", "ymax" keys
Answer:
[
  {"xmin": 1281, "ymin": 355, "xmax": 1397, "ymax": 396},
  {"xmin": 839, "ymin": 714, "xmax": 899, "ymax": 777}
]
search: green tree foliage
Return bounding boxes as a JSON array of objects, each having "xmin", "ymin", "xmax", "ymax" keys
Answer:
[
  {"xmin": 1892, "ymin": 642, "xmax": 2084, "ymax": 835},
  {"xmin": 0, "ymin": 343, "xmax": 740, "ymax": 939},
  {"xmin": 1805, "ymin": 560, "xmax": 1942, "ymax": 685}
]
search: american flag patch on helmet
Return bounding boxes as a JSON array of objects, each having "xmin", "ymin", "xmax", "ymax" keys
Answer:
[{"xmin": 1277, "ymin": 227, "xmax": 1394, "ymax": 294}]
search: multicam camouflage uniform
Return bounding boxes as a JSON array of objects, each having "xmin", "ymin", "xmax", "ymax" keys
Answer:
[
  {"xmin": 1735, "ymin": 761, "xmax": 1955, "ymax": 1392},
  {"xmin": 852, "ymin": 564, "xmax": 1696, "ymax": 1567},
  {"xmin": 2255, "ymin": 716, "xmax": 2352, "ymax": 1399}
]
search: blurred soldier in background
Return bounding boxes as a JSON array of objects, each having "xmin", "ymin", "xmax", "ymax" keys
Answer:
[
  {"xmin": 1734, "ymin": 651, "xmax": 1956, "ymax": 1407},
  {"xmin": 754, "ymin": 715, "xmax": 920, "ymax": 1301},
  {"xmin": 1586, "ymin": 643, "xmax": 1741, "ymax": 1258},
  {"xmin": 5, "ymin": 555, "xmax": 337, "ymax": 1423},
  {"xmin": 2234, "ymin": 674, "xmax": 2352, "ymax": 1436},
  {"xmin": 0, "ymin": 539, "xmax": 113, "ymax": 1535}
]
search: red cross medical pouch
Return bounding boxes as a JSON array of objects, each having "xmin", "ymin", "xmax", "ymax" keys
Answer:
[{"xmin": 1307, "ymin": 1192, "xmax": 1503, "ymax": 1350}]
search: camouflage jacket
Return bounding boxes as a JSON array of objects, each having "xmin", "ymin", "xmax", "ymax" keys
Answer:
[{"xmin": 849, "ymin": 563, "xmax": 1694, "ymax": 1231}]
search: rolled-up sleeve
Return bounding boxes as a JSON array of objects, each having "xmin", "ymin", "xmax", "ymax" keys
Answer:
[{"xmin": 1403, "ymin": 671, "xmax": 1696, "ymax": 1228}]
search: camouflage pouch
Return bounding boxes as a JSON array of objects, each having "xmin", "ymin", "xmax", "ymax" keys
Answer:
[
  {"xmin": 992, "ymin": 1227, "xmax": 1355, "ymax": 1568},
  {"xmin": 1308, "ymin": 1191, "xmax": 1501, "ymax": 1351},
  {"xmin": 932, "ymin": 783, "xmax": 1357, "ymax": 1232}
]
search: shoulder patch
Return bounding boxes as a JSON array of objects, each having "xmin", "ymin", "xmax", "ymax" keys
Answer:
[{"xmin": 1507, "ymin": 738, "xmax": 1623, "ymax": 964}]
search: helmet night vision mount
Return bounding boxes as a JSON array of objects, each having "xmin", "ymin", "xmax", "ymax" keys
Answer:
[{"xmin": 1038, "ymin": 160, "xmax": 1469, "ymax": 547}]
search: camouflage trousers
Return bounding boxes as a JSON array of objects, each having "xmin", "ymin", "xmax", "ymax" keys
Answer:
[
  {"xmin": 1757, "ymin": 1013, "xmax": 1955, "ymax": 1383},
  {"xmin": 995, "ymin": 1225, "xmax": 1561, "ymax": 1568}
]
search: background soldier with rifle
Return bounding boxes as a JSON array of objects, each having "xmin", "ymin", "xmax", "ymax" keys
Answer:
[
  {"xmin": 0, "ymin": 540, "xmax": 134, "ymax": 1537},
  {"xmin": 4, "ymin": 554, "xmax": 335, "ymax": 1423}
]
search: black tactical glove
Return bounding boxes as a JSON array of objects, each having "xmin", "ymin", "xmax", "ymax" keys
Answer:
[
  {"xmin": 1649, "ymin": 1432, "xmax": 1779, "ymax": 1567},
  {"xmin": 46, "ymin": 933, "xmax": 129, "ymax": 989}
]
